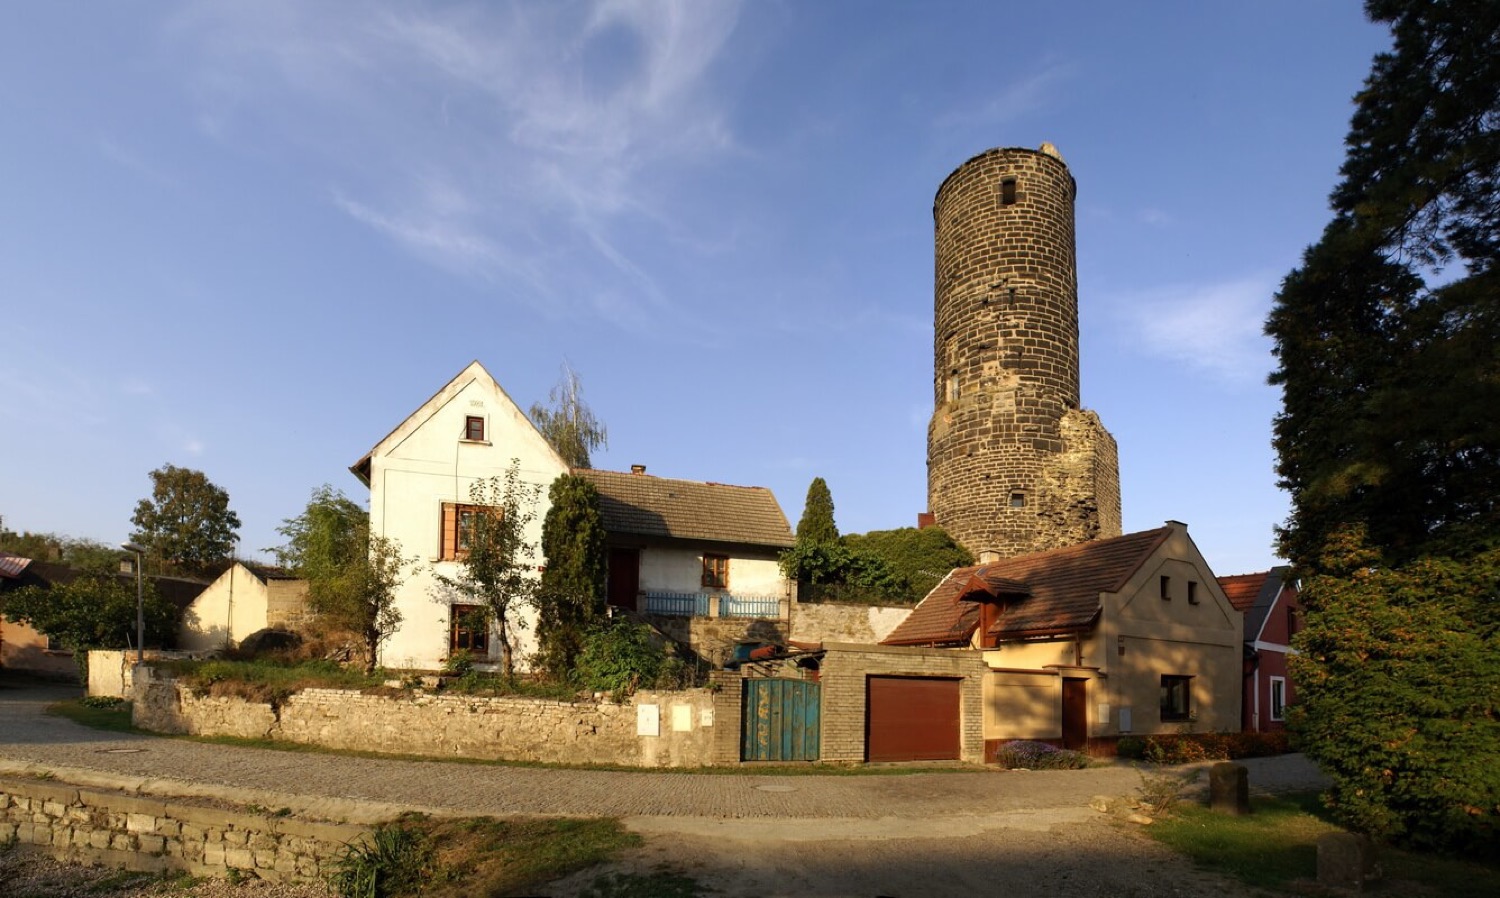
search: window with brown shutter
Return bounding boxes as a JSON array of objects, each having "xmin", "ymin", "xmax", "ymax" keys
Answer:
[{"xmin": 440, "ymin": 502, "xmax": 487, "ymax": 560}]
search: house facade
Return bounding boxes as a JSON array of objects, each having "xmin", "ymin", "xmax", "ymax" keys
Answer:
[
  {"xmin": 351, "ymin": 361, "xmax": 569, "ymax": 671},
  {"xmin": 881, "ymin": 521, "xmax": 1242, "ymax": 758},
  {"xmin": 1219, "ymin": 566, "xmax": 1300, "ymax": 732},
  {"xmin": 577, "ymin": 467, "xmax": 796, "ymax": 666},
  {"xmin": 178, "ymin": 563, "xmax": 311, "ymax": 653}
]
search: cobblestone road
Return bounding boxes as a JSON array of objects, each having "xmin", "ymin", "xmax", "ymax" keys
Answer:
[{"xmin": 0, "ymin": 678, "xmax": 1327, "ymax": 826}]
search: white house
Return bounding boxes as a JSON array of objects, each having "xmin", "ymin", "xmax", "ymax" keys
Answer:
[
  {"xmin": 178, "ymin": 562, "xmax": 310, "ymax": 652},
  {"xmin": 350, "ymin": 361, "xmax": 568, "ymax": 671}
]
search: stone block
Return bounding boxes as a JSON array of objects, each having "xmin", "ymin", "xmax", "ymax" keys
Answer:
[
  {"xmin": 138, "ymin": 834, "xmax": 166, "ymax": 855},
  {"xmin": 89, "ymin": 830, "xmax": 113, "ymax": 849},
  {"xmin": 1318, "ymin": 832, "xmax": 1378, "ymax": 891},
  {"xmin": 1209, "ymin": 762, "xmax": 1251, "ymax": 815},
  {"xmin": 202, "ymin": 844, "xmax": 226, "ymax": 867},
  {"xmin": 225, "ymin": 847, "xmax": 255, "ymax": 869},
  {"xmin": 127, "ymin": 813, "xmax": 158, "ymax": 834}
]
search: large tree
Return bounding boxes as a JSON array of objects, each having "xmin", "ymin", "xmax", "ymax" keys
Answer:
[
  {"xmin": 273, "ymin": 485, "xmax": 411, "ymax": 673},
  {"xmin": 1267, "ymin": 1, "xmax": 1500, "ymax": 852},
  {"xmin": 534, "ymin": 474, "xmax": 608, "ymax": 680},
  {"xmin": 1267, "ymin": 0, "xmax": 1500, "ymax": 573},
  {"xmin": 432, "ymin": 461, "xmax": 541, "ymax": 679},
  {"xmin": 0, "ymin": 529, "xmax": 121, "ymax": 571},
  {"xmin": 528, "ymin": 362, "xmax": 608, "ymax": 469},
  {"xmin": 129, "ymin": 464, "xmax": 242, "ymax": 576}
]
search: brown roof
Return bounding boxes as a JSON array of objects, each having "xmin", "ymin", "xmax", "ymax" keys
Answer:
[
  {"xmin": 882, "ymin": 527, "xmax": 1173, "ymax": 646},
  {"xmin": 1218, "ymin": 572, "xmax": 1268, "ymax": 613},
  {"xmin": 576, "ymin": 469, "xmax": 794, "ymax": 549}
]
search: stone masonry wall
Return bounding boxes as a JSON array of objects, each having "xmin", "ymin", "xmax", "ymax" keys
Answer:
[
  {"xmin": 132, "ymin": 668, "xmax": 733, "ymax": 767},
  {"xmin": 928, "ymin": 145, "xmax": 1120, "ymax": 559},
  {"xmin": 789, "ymin": 602, "xmax": 911, "ymax": 646},
  {"xmin": 0, "ymin": 776, "xmax": 366, "ymax": 883},
  {"xmin": 817, "ymin": 643, "xmax": 987, "ymax": 764}
]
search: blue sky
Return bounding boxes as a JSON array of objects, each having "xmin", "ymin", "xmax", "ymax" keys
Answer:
[{"xmin": 1, "ymin": 1, "xmax": 1389, "ymax": 577}]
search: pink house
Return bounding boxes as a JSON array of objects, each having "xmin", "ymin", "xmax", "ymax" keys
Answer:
[{"xmin": 1219, "ymin": 566, "xmax": 1300, "ymax": 732}]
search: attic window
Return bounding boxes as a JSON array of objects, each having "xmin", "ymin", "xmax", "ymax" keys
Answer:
[
  {"xmin": 1009, "ymin": 492, "xmax": 1026, "ymax": 509},
  {"xmin": 1187, "ymin": 581, "xmax": 1199, "ymax": 605},
  {"xmin": 464, "ymin": 416, "xmax": 485, "ymax": 442},
  {"xmin": 1000, "ymin": 178, "xmax": 1017, "ymax": 205},
  {"xmin": 1159, "ymin": 575, "xmax": 1171, "ymax": 600}
]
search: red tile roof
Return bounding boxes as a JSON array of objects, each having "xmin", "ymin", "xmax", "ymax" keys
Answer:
[
  {"xmin": 882, "ymin": 528, "xmax": 1173, "ymax": 646},
  {"xmin": 1217, "ymin": 572, "xmax": 1269, "ymax": 613}
]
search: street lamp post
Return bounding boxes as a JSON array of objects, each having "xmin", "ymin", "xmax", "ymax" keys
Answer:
[{"xmin": 121, "ymin": 542, "xmax": 145, "ymax": 665}]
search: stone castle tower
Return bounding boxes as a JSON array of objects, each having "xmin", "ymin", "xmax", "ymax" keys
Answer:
[{"xmin": 927, "ymin": 144, "xmax": 1122, "ymax": 559}]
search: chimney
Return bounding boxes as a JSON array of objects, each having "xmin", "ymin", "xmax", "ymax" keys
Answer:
[
  {"xmin": 917, "ymin": 512, "xmax": 935, "ymax": 529},
  {"xmin": 631, "ymin": 464, "xmax": 647, "ymax": 475}
]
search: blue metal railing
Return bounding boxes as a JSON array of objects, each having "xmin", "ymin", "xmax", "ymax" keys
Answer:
[
  {"xmin": 643, "ymin": 591, "xmax": 711, "ymax": 617},
  {"xmin": 722, "ymin": 594, "xmax": 782, "ymax": 619}
]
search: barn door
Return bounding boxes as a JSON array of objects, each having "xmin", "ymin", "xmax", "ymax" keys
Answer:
[{"xmin": 741, "ymin": 678, "xmax": 821, "ymax": 761}]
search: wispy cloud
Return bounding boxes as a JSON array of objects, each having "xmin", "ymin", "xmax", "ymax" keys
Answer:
[
  {"xmin": 1105, "ymin": 275, "xmax": 1277, "ymax": 386},
  {"xmin": 934, "ymin": 60, "xmax": 1075, "ymax": 130},
  {"xmin": 166, "ymin": 0, "xmax": 743, "ymax": 323}
]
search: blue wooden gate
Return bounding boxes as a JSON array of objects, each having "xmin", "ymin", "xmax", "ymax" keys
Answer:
[{"xmin": 741, "ymin": 677, "xmax": 820, "ymax": 761}]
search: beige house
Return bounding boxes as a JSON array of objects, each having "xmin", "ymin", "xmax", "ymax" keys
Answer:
[
  {"xmin": 351, "ymin": 361, "xmax": 570, "ymax": 671},
  {"xmin": 881, "ymin": 521, "xmax": 1241, "ymax": 758},
  {"xmin": 178, "ymin": 563, "xmax": 310, "ymax": 652}
]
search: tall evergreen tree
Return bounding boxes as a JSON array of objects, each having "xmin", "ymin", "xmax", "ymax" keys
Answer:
[
  {"xmin": 535, "ymin": 473, "xmax": 608, "ymax": 679},
  {"xmin": 1268, "ymin": 0, "xmax": 1500, "ymax": 573},
  {"xmin": 1268, "ymin": 1, "xmax": 1500, "ymax": 852},
  {"xmin": 796, "ymin": 477, "xmax": 839, "ymax": 545}
]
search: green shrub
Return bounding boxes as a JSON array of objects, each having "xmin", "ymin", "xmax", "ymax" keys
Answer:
[
  {"xmin": 576, "ymin": 619, "xmax": 672, "ymax": 697},
  {"xmin": 1291, "ymin": 546, "xmax": 1500, "ymax": 853},
  {"xmin": 328, "ymin": 822, "xmax": 435, "ymax": 898},
  {"xmin": 1115, "ymin": 736, "xmax": 1147, "ymax": 760}
]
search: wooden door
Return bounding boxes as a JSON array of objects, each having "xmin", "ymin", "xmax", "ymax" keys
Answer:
[
  {"xmin": 866, "ymin": 676, "xmax": 960, "ymax": 762},
  {"xmin": 1062, "ymin": 677, "xmax": 1088, "ymax": 751},
  {"xmin": 607, "ymin": 547, "xmax": 639, "ymax": 611},
  {"xmin": 741, "ymin": 678, "xmax": 821, "ymax": 761}
]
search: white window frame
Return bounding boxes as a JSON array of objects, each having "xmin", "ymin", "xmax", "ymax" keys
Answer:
[{"xmin": 1269, "ymin": 676, "xmax": 1287, "ymax": 722}]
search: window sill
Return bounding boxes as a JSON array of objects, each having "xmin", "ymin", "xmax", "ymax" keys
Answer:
[{"xmin": 458, "ymin": 439, "xmax": 492, "ymax": 446}]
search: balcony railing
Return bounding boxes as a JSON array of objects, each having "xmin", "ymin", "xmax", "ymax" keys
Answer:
[{"xmin": 641, "ymin": 591, "xmax": 784, "ymax": 620}]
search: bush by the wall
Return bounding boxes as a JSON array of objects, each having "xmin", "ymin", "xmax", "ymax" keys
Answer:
[{"xmin": 993, "ymin": 740, "xmax": 1089, "ymax": 769}]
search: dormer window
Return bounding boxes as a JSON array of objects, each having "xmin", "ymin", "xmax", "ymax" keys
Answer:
[{"xmin": 464, "ymin": 416, "xmax": 485, "ymax": 442}]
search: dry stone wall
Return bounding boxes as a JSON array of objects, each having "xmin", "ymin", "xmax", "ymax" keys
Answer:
[
  {"xmin": 132, "ymin": 668, "xmax": 730, "ymax": 767},
  {"xmin": 0, "ymin": 776, "xmax": 366, "ymax": 883}
]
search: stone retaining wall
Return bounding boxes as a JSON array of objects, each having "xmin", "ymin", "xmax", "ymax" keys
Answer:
[
  {"xmin": 0, "ymin": 775, "xmax": 366, "ymax": 883},
  {"xmin": 133, "ymin": 668, "xmax": 732, "ymax": 767},
  {"xmin": 789, "ymin": 602, "xmax": 911, "ymax": 645}
]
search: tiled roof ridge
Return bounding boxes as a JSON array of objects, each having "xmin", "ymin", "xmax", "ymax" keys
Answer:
[{"xmin": 576, "ymin": 467, "xmax": 776, "ymax": 493}]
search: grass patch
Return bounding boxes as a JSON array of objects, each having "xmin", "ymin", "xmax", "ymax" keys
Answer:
[
  {"xmin": 47, "ymin": 698, "xmax": 139, "ymax": 734},
  {"xmin": 581, "ymin": 869, "xmax": 708, "ymax": 897},
  {"xmin": 328, "ymin": 814, "xmax": 644, "ymax": 898},
  {"xmin": 1150, "ymin": 791, "xmax": 1500, "ymax": 896},
  {"xmin": 154, "ymin": 658, "xmax": 386, "ymax": 705}
]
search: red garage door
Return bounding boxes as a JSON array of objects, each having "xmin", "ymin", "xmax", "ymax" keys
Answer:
[{"xmin": 866, "ymin": 676, "xmax": 961, "ymax": 762}]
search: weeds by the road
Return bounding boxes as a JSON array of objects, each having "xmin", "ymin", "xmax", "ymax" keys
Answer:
[
  {"xmin": 327, "ymin": 814, "xmax": 649, "ymax": 898},
  {"xmin": 47, "ymin": 697, "xmax": 138, "ymax": 733},
  {"xmin": 1150, "ymin": 791, "xmax": 1500, "ymax": 896}
]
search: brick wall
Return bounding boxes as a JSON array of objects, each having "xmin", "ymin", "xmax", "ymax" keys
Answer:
[
  {"xmin": 0, "ymin": 776, "xmax": 366, "ymax": 883},
  {"xmin": 927, "ymin": 145, "xmax": 1121, "ymax": 559},
  {"xmin": 817, "ymin": 643, "xmax": 987, "ymax": 763}
]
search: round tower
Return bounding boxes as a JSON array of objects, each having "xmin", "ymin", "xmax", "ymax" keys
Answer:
[{"xmin": 927, "ymin": 144, "xmax": 1121, "ymax": 559}]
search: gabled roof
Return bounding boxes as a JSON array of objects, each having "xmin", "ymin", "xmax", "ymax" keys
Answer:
[
  {"xmin": 882, "ymin": 527, "xmax": 1174, "ymax": 646},
  {"xmin": 1219, "ymin": 566, "xmax": 1292, "ymax": 643},
  {"xmin": 240, "ymin": 562, "xmax": 299, "ymax": 583},
  {"xmin": 350, "ymin": 360, "xmax": 564, "ymax": 485},
  {"xmin": 0, "ymin": 551, "xmax": 33, "ymax": 579},
  {"xmin": 575, "ymin": 469, "xmax": 795, "ymax": 549}
]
